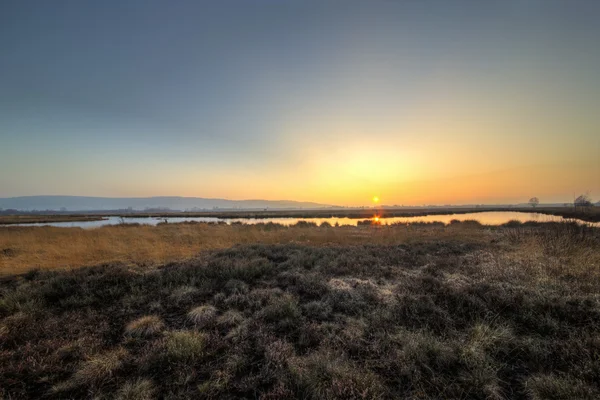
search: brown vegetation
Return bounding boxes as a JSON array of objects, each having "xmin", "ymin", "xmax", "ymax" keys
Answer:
[
  {"xmin": 1, "ymin": 221, "xmax": 490, "ymax": 276},
  {"xmin": 1, "ymin": 222, "xmax": 599, "ymax": 399},
  {"xmin": 124, "ymin": 316, "xmax": 165, "ymax": 338}
]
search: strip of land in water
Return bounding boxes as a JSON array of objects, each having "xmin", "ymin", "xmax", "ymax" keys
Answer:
[
  {"xmin": 0, "ymin": 215, "xmax": 106, "ymax": 225},
  {"xmin": 1, "ymin": 206, "xmax": 599, "ymax": 224}
]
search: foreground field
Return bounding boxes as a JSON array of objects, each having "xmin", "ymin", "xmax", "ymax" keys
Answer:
[{"xmin": 1, "ymin": 222, "xmax": 599, "ymax": 399}]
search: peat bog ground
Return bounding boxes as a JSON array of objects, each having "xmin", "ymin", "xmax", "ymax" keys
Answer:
[{"xmin": 1, "ymin": 221, "xmax": 600, "ymax": 399}]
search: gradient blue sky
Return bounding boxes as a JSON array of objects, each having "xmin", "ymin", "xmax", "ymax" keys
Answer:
[{"xmin": 1, "ymin": 0, "xmax": 598, "ymax": 205}]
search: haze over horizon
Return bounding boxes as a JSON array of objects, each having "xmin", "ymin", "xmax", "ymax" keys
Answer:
[
  {"xmin": 1, "ymin": 1, "xmax": 599, "ymax": 206},
  {"xmin": 0, "ymin": 194, "xmax": 590, "ymax": 213}
]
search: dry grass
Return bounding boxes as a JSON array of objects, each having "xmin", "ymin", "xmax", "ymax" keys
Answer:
[
  {"xmin": 67, "ymin": 347, "xmax": 128, "ymax": 387},
  {"xmin": 115, "ymin": 378, "xmax": 155, "ymax": 400},
  {"xmin": 1, "ymin": 223, "xmax": 599, "ymax": 398},
  {"xmin": 160, "ymin": 330, "xmax": 207, "ymax": 363},
  {"xmin": 187, "ymin": 305, "xmax": 217, "ymax": 327},
  {"xmin": 124, "ymin": 316, "xmax": 164, "ymax": 338},
  {"xmin": 0, "ymin": 222, "xmax": 490, "ymax": 275}
]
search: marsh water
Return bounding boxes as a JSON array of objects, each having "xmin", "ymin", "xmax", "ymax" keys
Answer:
[{"xmin": 7, "ymin": 211, "xmax": 599, "ymax": 228}]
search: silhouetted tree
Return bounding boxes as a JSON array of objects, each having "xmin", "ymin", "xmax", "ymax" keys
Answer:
[
  {"xmin": 574, "ymin": 193, "xmax": 593, "ymax": 209},
  {"xmin": 528, "ymin": 197, "xmax": 539, "ymax": 208}
]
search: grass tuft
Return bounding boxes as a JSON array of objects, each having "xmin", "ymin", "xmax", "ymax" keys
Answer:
[
  {"xmin": 187, "ymin": 305, "xmax": 217, "ymax": 327},
  {"xmin": 116, "ymin": 378, "xmax": 155, "ymax": 400},
  {"xmin": 161, "ymin": 330, "xmax": 207, "ymax": 364},
  {"xmin": 125, "ymin": 315, "xmax": 164, "ymax": 338},
  {"xmin": 67, "ymin": 347, "xmax": 128, "ymax": 387}
]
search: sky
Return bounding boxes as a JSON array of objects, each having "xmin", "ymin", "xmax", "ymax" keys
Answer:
[{"xmin": 1, "ymin": 0, "xmax": 598, "ymax": 206}]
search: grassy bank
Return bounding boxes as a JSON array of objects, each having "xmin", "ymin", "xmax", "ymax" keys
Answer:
[
  {"xmin": 1, "ymin": 222, "xmax": 599, "ymax": 399},
  {"xmin": 0, "ymin": 215, "xmax": 106, "ymax": 225}
]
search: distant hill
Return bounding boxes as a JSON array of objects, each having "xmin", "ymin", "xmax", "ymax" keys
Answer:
[{"xmin": 0, "ymin": 196, "xmax": 333, "ymax": 212}]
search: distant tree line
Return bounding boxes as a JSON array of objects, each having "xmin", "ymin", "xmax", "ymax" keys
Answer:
[{"xmin": 528, "ymin": 193, "xmax": 595, "ymax": 209}]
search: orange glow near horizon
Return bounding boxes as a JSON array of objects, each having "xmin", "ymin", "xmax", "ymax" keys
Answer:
[
  {"xmin": 2, "ymin": 2, "xmax": 599, "ymax": 205},
  {"xmin": 96, "ymin": 145, "xmax": 599, "ymax": 207}
]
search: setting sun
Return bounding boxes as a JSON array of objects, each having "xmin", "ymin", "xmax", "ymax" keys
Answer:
[{"xmin": 373, "ymin": 196, "xmax": 380, "ymax": 203}]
